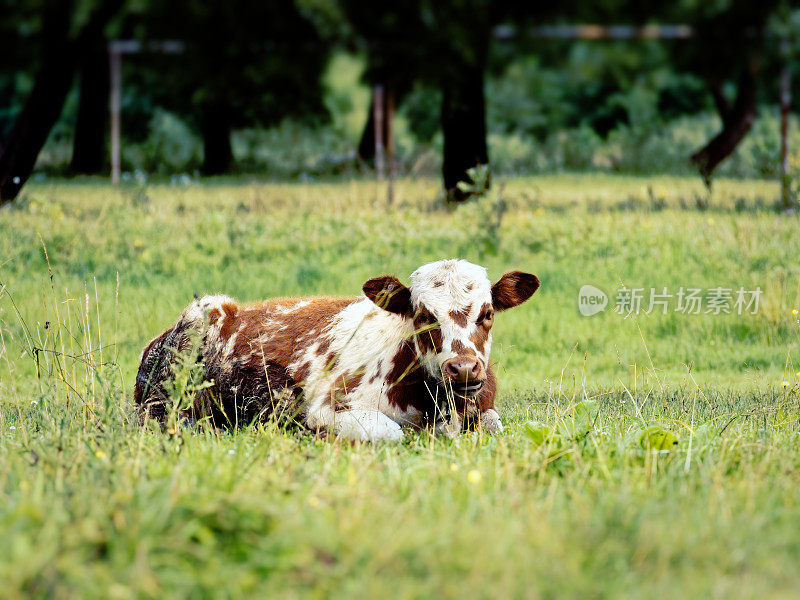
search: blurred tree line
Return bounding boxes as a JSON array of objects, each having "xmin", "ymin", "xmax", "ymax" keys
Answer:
[{"xmin": 0, "ymin": 0, "xmax": 798, "ymax": 204}]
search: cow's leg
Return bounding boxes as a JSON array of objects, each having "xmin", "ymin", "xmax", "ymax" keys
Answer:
[
  {"xmin": 474, "ymin": 369, "xmax": 503, "ymax": 433},
  {"xmin": 307, "ymin": 405, "xmax": 403, "ymax": 442},
  {"xmin": 479, "ymin": 408, "xmax": 503, "ymax": 433}
]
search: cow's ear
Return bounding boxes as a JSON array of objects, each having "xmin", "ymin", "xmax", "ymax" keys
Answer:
[
  {"xmin": 491, "ymin": 271, "xmax": 540, "ymax": 311},
  {"xmin": 363, "ymin": 275, "xmax": 413, "ymax": 316}
]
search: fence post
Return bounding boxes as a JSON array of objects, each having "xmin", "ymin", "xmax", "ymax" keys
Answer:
[
  {"xmin": 109, "ymin": 42, "xmax": 122, "ymax": 185},
  {"xmin": 373, "ymin": 85, "xmax": 385, "ymax": 181},
  {"xmin": 779, "ymin": 52, "xmax": 792, "ymax": 210}
]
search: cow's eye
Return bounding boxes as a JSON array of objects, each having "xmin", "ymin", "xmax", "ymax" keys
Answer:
[{"xmin": 478, "ymin": 310, "xmax": 494, "ymax": 324}]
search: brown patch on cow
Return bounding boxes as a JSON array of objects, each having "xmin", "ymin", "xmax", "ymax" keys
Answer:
[
  {"xmin": 450, "ymin": 339, "xmax": 477, "ymax": 358},
  {"xmin": 291, "ymin": 359, "xmax": 312, "ymax": 385},
  {"xmin": 323, "ymin": 351, "xmax": 339, "ymax": 372},
  {"xmin": 384, "ymin": 341, "xmax": 448, "ymax": 425},
  {"xmin": 368, "ymin": 359, "xmax": 384, "ymax": 384},
  {"xmin": 433, "ymin": 280, "xmax": 443, "ymax": 288},
  {"xmin": 385, "ymin": 342, "xmax": 424, "ymax": 411},
  {"xmin": 448, "ymin": 304, "xmax": 472, "ymax": 328},
  {"xmin": 413, "ymin": 308, "xmax": 442, "ymax": 354},
  {"xmin": 414, "ymin": 306, "xmax": 435, "ymax": 324},
  {"xmin": 215, "ymin": 307, "xmax": 251, "ymax": 343},
  {"xmin": 415, "ymin": 325, "xmax": 442, "ymax": 354},
  {"xmin": 234, "ymin": 297, "xmax": 354, "ymax": 377},
  {"xmin": 209, "ymin": 301, "xmax": 242, "ymax": 342},
  {"xmin": 329, "ymin": 370, "xmax": 364, "ymax": 412},
  {"xmin": 316, "ymin": 334, "xmax": 332, "ymax": 359},
  {"xmin": 468, "ymin": 302, "xmax": 493, "ymax": 354},
  {"xmin": 200, "ymin": 355, "xmax": 299, "ymax": 428},
  {"xmin": 466, "ymin": 283, "xmax": 473, "ymax": 291},
  {"xmin": 476, "ymin": 367, "xmax": 497, "ymax": 412},
  {"xmin": 205, "ymin": 301, "xmax": 238, "ymax": 331},
  {"xmin": 339, "ymin": 371, "xmax": 363, "ymax": 392},
  {"xmin": 470, "ymin": 326, "xmax": 490, "ymax": 355},
  {"xmin": 491, "ymin": 271, "xmax": 540, "ymax": 311},
  {"xmin": 477, "ymin": 302, "xmax": 492, "ymax": 319},
  {"xmin": 221, "ymin": 301, "xmax": 237, "ymax": 318}
]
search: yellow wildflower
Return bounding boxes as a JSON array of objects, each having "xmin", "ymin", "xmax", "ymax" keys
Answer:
[
  {"xmin": 450, "ymin": 463, "xmax": 459, "ymax": 472},
  {"xmin": 467, "ymin": 469, "xmax": 482, "ymax": 484}
]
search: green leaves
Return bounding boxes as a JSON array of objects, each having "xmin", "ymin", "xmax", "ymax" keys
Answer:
[
  {"xmin": 523, "ymin": 421, "xmax": 567, "ymax": 460},
  {"xmin": 524, "ymin": 400, "xmax": 681, "ymax": 458},
  {"xmin": 524, "ymin": 400, "xmax": 598, "ymax": 445},
  {"xmin": 639, "ymin": 427, "xmax": 679, "ymax": 451},
  {"xmin": 565, "ymin": 399, "xmax": 598, "ymax": 439},
  {"xmin": 523, "ymin": 421, "xmax": 555, "ymax": 446},
  {"xmin": 456, "ymin": 164, "xmax": 491, "ymax": 196},
  {"xmin": 523, "ymin": 400, "xmax": 600, "ymax": 459}
]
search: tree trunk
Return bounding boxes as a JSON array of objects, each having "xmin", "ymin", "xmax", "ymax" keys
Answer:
[
  {"xmin": 357, "ymin": 88, "xmax": 395, "ymax": 165},
  {"xmin": 0, "ymin": 19, "xmax": 75, "ymax": 203},
  {"xmin": 0, "ymin": 0, "xmax": 123, "ymax": 205},
  {"xmin": 691, "ymin": 64, "xmax": 758, "ymax": 187},
  {"xmin": 779, "ymin": 58, "xmax": 794, "ymax": 211},
  {"xmin": 358, "ymin": 97, "xmax": 377, "ymax": 164},
  {"xmin": 70, "ymin": 41, "xmax": 109, "ymax": 174},
  {"xmin": 441, "ymin": 62, "xmax": 489, "ymax": 203},
  {"xmin": 200, "ymin": 105, "xmax": 233, "ymax": 175}
]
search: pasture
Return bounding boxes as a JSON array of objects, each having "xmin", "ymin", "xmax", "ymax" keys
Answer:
[{"xmin": 1, "ymin": 175, "xmax": 799, "ymax": 598}]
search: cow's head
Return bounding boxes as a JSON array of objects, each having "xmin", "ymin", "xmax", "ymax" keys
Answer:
[{"xmin": 362, "ymin": 259, "xmax": 539, "ymax": 400}]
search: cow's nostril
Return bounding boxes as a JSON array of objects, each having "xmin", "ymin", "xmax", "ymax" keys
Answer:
[
  {"xmin": 445, "ymin": 361, "xmax": 461, "ymax": 379},
  {"xmin": 444, "ymin": 358, "xmax": 481, "ymax": 382}
]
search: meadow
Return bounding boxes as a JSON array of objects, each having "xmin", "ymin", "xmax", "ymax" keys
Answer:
[{"xmin": 1, "ymin": 174, "xmax": 799, "ymax": 598}]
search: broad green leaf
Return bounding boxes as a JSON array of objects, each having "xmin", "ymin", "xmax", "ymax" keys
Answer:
[
  {"xmin": 640, "ymin": 427, "xmax": 678, "ymax": 450},
  {"xmin": 573, "ymin": 400, "xmax": 598, "ymax": 437},
  {"xmin": 524, "ymin": 421, "xmax": 550, "ymax": 446}
]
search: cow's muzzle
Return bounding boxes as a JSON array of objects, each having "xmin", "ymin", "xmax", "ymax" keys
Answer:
[{"xmin": 442, "ymin": 357, "xmax": 486, "ymax": 398}]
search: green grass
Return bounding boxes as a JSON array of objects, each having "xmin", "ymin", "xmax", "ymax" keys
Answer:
[{"xmin": 1, "ymin": 174, "xmax": 799, "ymax": 598}]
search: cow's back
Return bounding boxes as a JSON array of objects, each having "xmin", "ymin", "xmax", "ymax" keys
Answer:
[{"xmin": 134, "ymin": 294, "xmax": 358, "ymax": 427}]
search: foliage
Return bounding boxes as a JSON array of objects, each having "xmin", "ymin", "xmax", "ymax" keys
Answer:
[
  {"xmin": 131, "ymin": 0, "xmax": 331, "ymax": 131},
  {"xmin": 3, "ymin": 0, "xmax": 800, "ymax": 187}
]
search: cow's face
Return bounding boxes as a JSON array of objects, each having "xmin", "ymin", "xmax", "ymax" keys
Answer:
[{"xmin": 363, "ymin": 259, "xmax": 539, "ymax": 399}]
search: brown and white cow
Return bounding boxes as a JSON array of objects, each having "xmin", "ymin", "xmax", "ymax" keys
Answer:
[{"xmin": 134, "ymin": 259, "xmax": 539, "ymax": 441}]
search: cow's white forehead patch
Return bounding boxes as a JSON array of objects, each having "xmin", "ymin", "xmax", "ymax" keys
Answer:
[{"xmin": 409, "ymin": 259, "xmax": 491, "ymax": 316}]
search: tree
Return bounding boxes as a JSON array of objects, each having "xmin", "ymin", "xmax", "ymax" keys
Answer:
[
  {"xmin": 432, "ymin": 1, "xmax": 492, "ymax": 202},
  {"xmin": 139, "ymin": 0, "xmax": 330, "ymax": 175},
  {"xmin": 70, "ymin": 39, "xmax": 109, "ymax": 174},
  {"xmin": 666, "ymin": 0, "xmax": 781, "ymax": 185},
  {"xmin": 0, "ymin": 0, "xmax": 123, "ymax": 204},
  {"xmin": 344, "ymin": 0, "xmax": 493, "ymax": 202},
  {"xmin": 340, "ymin": 0, "xmax": 426, "ymax": 164}
]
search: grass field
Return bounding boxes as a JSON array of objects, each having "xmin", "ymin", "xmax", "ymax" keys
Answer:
[{"xmin": 1, "ymin": 174, "xmax": 799, "ymax": 598}]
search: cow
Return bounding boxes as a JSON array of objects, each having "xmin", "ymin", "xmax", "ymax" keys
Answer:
[{"xmin": 134, "ymin": 259, "xmax": 539, "ymax": 441}]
